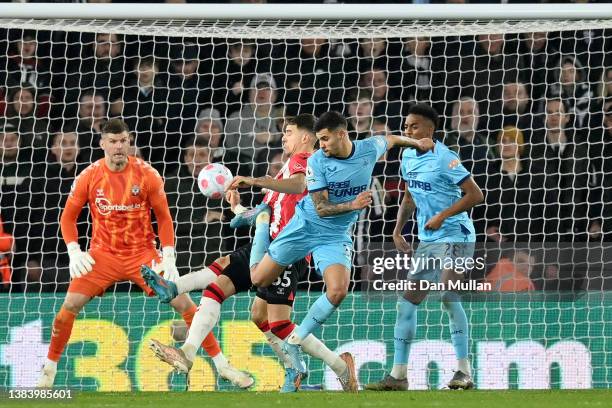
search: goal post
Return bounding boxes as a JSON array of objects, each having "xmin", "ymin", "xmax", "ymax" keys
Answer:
[{"xmin": 0, "ymin": 3, "xmax": 611, "ymax": 391}]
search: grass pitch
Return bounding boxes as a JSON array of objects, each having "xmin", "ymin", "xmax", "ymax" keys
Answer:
[{"xmin": 5, "ymin": 390, "xmax": 611, "ymax": 408}]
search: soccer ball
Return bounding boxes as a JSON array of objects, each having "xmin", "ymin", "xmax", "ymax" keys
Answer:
[{"xmin": 197, "ymin": 163, "xmax": 233, "ymax": 199}]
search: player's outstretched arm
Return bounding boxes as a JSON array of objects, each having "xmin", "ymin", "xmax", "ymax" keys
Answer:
[
  {"xmin": 424, "ymin": 177, "xmax": 484, "ymax": 230},
  {"xmin": 385, "ymin": 135, "xmax": 435, "ymax": 152},
  {"xmin": 393, "ymin": 189, "xmax": 416, "ymax": 253},
  {"xmin": 227, "ymin": 174, "xmax": 306, "ymax": 195},
  {"xmin": 311, "ymin": 189, "xmax": 372, "ymax": 217}
]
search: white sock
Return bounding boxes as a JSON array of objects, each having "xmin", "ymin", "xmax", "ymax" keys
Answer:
[
  {"xmin": 300, "ymin": 333, "xmax": 346, "ymax": 376},
  {"xmin": 45, "ymin": 359, "xmax": 58, "ymax": 371},
  {"xmin": 175, "ymin": 267, "xmax": 218, "ymax": 294},
  {"xmin": 181, "ymin": 297, "xmax": 221, "ymax": 361},
  {"xmin": 264, "ymin": 330, "xmax": 291, "ymax": 368},
  {"xmin": 458, "ymin": 358, "xmax": 471, "ymax": 376},
  {"xmin": 212, "ymin": 352, "xmax": 229, "ymax": 370},
  {"xmin": 390, "ymin": 364, "xmax": 407, "ymax": 380}
]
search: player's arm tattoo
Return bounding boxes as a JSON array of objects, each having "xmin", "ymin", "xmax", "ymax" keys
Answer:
[
  {"xmin": 311, "ymin": 190, "xmax": 355, "ymax": 217},
  {"xmin": 394, "ymin": 189, "xmax": 416, "ymax": 235}
]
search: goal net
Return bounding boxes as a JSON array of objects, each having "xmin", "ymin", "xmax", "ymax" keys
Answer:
[{"xmin": 0, "ymin": 3, "xmax": 611, "ymax": 391}]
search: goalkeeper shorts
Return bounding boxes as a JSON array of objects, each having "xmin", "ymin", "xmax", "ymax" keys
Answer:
[{"xmin": 68, "ymin": 247, "xmax": 160, "ymax": 298}]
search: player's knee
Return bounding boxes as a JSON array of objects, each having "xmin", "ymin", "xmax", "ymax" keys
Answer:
[
  {"xmin": 250, "ymin": 301, "xmax": 267, "ymax": 326},
  {"xmin": 326, "ymin": 287, "xmax": 347, "ymax": 306},
  {"xmin": 215, "ymin": 256, "xmax": 230, "ymax": 269},
  {"xmin": 62, "ymin": 300, "xmax": 83, "ymax": 314},
  {"xmin": 250, "ymin": 270, "xmax": 271, "ymax": 288},
  {"xmin": 440, "ymin": 291, "xmax": 461, "ymax": 309}
]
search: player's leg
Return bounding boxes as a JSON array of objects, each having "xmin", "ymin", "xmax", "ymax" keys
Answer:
[
  {"xmin": 38, "ymin": 291, "xmax": 92, "ymax": 387},
  {"xmin": 440, "ymin": 241, "xmax": 475, "ymax": 390},
  {"xmin": 141, "ymin": 261, "xmax": 222, "ymax": 303}
]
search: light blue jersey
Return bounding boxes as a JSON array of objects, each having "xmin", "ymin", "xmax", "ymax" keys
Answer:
[
  {"xmin": 268, "ymin": 136, "xmax": 387, "ymax": 274},
  {"xmin": 401, "ymin": 140, "xmax": 475, "ymax": 243}
]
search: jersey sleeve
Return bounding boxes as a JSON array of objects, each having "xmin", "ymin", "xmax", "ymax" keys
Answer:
[
  {"xmin": 365, "ymin": 135, "xmax": 388, "ymax": 160},
  {"xmin": 288, "ymin": 153, "xmax": 308, "ymax": 176},
  {"xmin": 306, "ymin": 154, "xmax": 327, "ymax": 192},
  {"xmin": 439, "ymin": 147, "xmax": 471, "ymax": 186}
]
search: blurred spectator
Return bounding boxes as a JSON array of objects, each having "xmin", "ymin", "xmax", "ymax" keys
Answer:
[
  {"xmin": 344, "ymin": 38, "xmax": 401, "ymax": 95},
  {"xmin": 519, "ymin": 32, "xmax": 560, "ymax": 108},
  {"xmin": 195, "ymin": 107, "xmax": 240, "ymax": 177},
  {"xmin": 224, "ymin": 74, "xmax": 282, "ymax": 174},
  {"xmin": 549, "ymin": 55, "xmax": 594, "ymax": 130},
  {"xmin": 283, "ymin": 38, "xmax": 343, "ymax": 116},
  {"xmin": 488, "ymin": 82, "xmax": 537, "ymax": 141},
  {"xmin": 75, "ymin": 91, "xmax": 106, "ymax": 163},
  {"xmin": 597, "ymin": 67, "xmax": 612, "ymax": 102},
  {"xmin": 359, "ymin": 68, "xmax": 404, "ymax": 132},
  {"xmin": 117, "ymin": 57, "xmax": 169, "ymax": 171},
  {"xmin": 346, "ymin": 90, "xmax": 375, "ymax": 140},
  {"xmin": 212, "ymin": 40, "xmax": 258, "ymax": 117},
  {"xmin": 166, "ymin": 42, "xmax": 211, "ymax": 136},
  {"xmin": 444, "ymin": 97, "xmax": 492, "ymax": 181},
  {"xmin": 1, "ymin": 31, "xmax": 52, "ymax": 117},
  {"xmin": 5, "ymin": 86, "xmax": 49, "ymax": 161},
  {"xmin": 484, "ymin": 126, "xmax": 545, "ymax": 242},
  {"xmin": 461, "ymin": 34, "xmax": 521, "ymax": 127},
  {"xmin": 63, "ymin": 33, "xmax": 127, "ymax": 120},
  {"xmin": 165, "ymin": 139, "xmax": 225, "ymax": 273},
  {"xmin": 485, "ymin": 250, "xmax": 536, "ymax": 292},
  {"xmin": 531, "ymin": 98, "xmax": 589, "ymax": 240}
]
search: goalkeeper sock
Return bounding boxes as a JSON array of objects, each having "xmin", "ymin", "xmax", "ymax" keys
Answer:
[
  {"xmin": 181, "ymin": 283, "xmax": 225, "ymax": 361},
  {"xmin": 392, "ymin": 297, "xmax": 417, "ymax": 380},
  {"xmin": 256, "ymin": 320, "xmax": 291, "ymax": 368},
  {"xmin": 300, "ymin": 333, "xmax": 347, "ymax": 376},
  {"xmin": 249, "ymin": 213, "xmax": 270, "ymax": 268},
  {"xmin": 294, "ymin": 294, "xmax": 337, "ymax": 340},
  {"xmin": 181, "ymin": 303, "xmax": 221, "ymax": 359},
  {"xmin": 47, "ymin": 307, "xmax": 77, "ymax": 362},
  {"xmin": 176, "ymin": 267, "xmax": 218, "ymax": 294},
  {"xmin": 441, "ymin": 291, "xmax": 469, "ymax": 362}
]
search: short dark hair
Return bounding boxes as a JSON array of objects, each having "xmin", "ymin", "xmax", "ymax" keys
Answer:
[
  {"xmin": 408, "ymin": 103, "xmax": 439, "ymax": 130},
  {"xmin": 102, "ymin": 118, "xmax": 130, "ymax": 135},
  {"xmin": 314, "ymin": 111, "xmax": 347, "ymax": 133},
  {"xmin": 286, "ymin": 113, "xmax": 316, "ymax": 135}
]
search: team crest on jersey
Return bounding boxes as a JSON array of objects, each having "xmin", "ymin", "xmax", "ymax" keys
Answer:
[
  {"xmin": 448, "ymin": 159, "xmax": 460, "ymax": 169},
  {"xmin": 96, "ymin": 188, "xmax": 104, "ymax": 196},
  {"xmin": 131, "ymin": 185, "xmax": 141, "ymax": 196}
]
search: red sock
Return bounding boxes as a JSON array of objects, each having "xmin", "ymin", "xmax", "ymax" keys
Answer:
[
  {"xmin": 208, "ymin": 262, "xmax": 224, "ymax": 276},
  {"xmin": 256, "ymin": 320, "xmax": 270, "ymax": 333},
  {"xmin": 182, "ymin": 305, "xmax": 222, "ymax": 358},
  {"xmin": 47, "ymin": 307, "xmax": 77, "ymax": 362},
  {"xmin": 269, "ymin": 320, "xmax": 295, "ymax": 340},
  {"xmin": 203, "ymin": 283, "xmax": 226, "ymax": 304}
]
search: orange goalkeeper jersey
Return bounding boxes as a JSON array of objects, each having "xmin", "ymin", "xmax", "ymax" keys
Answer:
[{"xmin": 61, "ymin": 156, "xmax": 175, "ymax": 257}]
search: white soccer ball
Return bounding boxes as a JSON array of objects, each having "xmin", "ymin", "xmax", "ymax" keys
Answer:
[{"xmin": 197, "ymin": 163, "xmax": 233, "ymax": 199}]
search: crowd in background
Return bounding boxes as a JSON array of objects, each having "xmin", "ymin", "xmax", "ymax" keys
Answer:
[{"xmin": 0, "ymin": 27, "xmax": 610, "ymax": 292}]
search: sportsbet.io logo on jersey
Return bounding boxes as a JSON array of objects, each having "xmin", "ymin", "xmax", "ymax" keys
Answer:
[
  {"xmin": 327, "ymin": 181, "xmax": 368, "ymax": 198},
  {"xmin": 94, "ymin": 197, "xmax": 142, "ymax": 216}
]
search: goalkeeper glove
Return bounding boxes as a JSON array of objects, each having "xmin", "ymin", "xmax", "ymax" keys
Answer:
[
  {"xmin": 67, "ymin": 242, "xmax": 95, "ymax": 279},
  {"xmin": 160, "ymin": 246, "xmax": 179, "ymax": 282}
]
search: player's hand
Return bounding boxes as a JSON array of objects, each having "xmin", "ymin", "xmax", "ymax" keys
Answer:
[
  {"xmin": 67, "ymin": 242, "xmax": 95, "ymax": 279},
  {"xmin": 392, "ymin": 232, "xmax": 412, "ymax": 253},
  {"xmin": 415, "ymin": 138, "xmax": 435, "ymax": 152},
  {"xmin": 350, "ymin": 191, "xmax": 372, "ymax": 211},
  {"xmin": 206, "ymin": 210, "xmax": 225, "ymax": 223},
  {"xmin": 161, "ymin": 247, "xmax": 179, "ymax": 282},
  {"xmin": 424, "ymin": 213, "xmax": 445, "ymax": 230},
  {"xmin": 227, "ymin": 176, "xmax": 256, "ymax": 191}
]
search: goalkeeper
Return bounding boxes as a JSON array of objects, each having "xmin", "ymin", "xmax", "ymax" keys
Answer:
[
  {"xmin": 145, "ymin": 114, "xmax": 357, "ymax": 392},
  {"xmin": 37, "ymin": 119, "xmax": 250, "ymax": 389}
]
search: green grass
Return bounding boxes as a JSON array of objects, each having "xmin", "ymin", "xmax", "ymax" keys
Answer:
[{"xmin": 4, "ymin": 390, "xmax": 611, "ymax": 408}]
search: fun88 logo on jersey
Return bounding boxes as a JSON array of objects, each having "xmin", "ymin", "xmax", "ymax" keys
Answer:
[
  {"xmin": 328, "ymin": 181, "xmax": 368, "ymax": 198},
  {"xmin": 404, "ymin": 172, "xmax": 432, "ymax": 191}
]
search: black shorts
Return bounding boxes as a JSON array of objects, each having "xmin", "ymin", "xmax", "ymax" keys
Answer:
[{"xmin": 224, "ymin": 243, "xmax": 308, "ymax": 306}]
